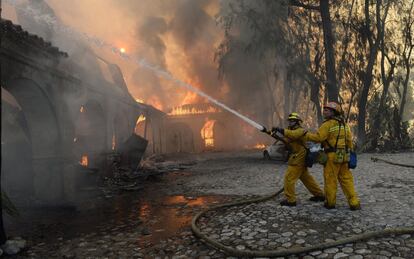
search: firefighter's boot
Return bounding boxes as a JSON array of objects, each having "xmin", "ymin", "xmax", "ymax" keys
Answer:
[
  {"xmin": 350, "ymin": 204, "xmax": 361, "ymax": 211},
  {"xmin": 309, "ymin": 195, "xmax": 325, "ymax": 202},
  {"xmin": 280, "ymin": 200, "xmax": 297, "ymax": 207},
  {"xmin": 324, "ymin": 202, "xmax": 336, "ymax": 210}
]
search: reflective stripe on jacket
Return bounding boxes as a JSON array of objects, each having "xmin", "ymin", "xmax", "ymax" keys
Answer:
[{"xmin": 306, "ymin": 119, "xmax": 353, "ymax": 150}]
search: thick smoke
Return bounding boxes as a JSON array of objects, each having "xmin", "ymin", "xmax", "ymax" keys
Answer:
[
  {"xmin": 127, "ymin": 0, "xmax": 224, "ymax": 109},
  {"xmin": 4, "ymin": 0, "xmax": 286, "ymax": 120}
]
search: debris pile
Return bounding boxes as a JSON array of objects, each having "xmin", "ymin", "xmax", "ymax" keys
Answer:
[{"xmin": 100, "ymin": 153, "xmax": 197, "ymax": 197}]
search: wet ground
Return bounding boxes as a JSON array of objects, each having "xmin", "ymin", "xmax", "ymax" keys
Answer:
[{"xmin": 4, "ymin": 150, "xmax": 414, "ymax": 258}]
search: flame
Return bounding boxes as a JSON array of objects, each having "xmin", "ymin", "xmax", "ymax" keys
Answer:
[
  {"xmin": 120, "ymin": 47, "xmax": 126, "ymax": 53},
  {"xmin": 137, "ymin": 114, "xmax": 146, "ymax": 124},
  {"xmin": 201, "ymin": 120, "xmax": 216, "ymax": 148},
  {"xmin": 135, "ymin": 98, "xmax": 144, "ymax": 103},
  {"xmin": 254, "ymin": 143, "xmax": 266, "ymax": 149},
  {"xmin": 112, "ymin": 134, "xmax": 116, "ymax": 150},
  {"xmin": 181, "ymin": 92, "xmax": 199, "ymax": 105},
  {"xmin": 80, "ymin": 106, "xmax": 85, "ymax": 113},
  {"xmin": 147, "ymin": 96, "xmax": 163, "ymax": 110},
  {"xmin": 80, "ymin": 155, "xmax": 88, "ymax": 167},
  {"xmin": 169, "ymin": 105, "xmax": 220, "ymax": 116}
]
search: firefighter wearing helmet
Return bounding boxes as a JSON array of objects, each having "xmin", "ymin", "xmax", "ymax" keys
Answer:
[
  {"xmin": 271, "ymin": 112, "xmax": 325, "ymax": 206},
  {"xmin": 306, "ymin": 102, "xmax": 361, "ymax": 210}
]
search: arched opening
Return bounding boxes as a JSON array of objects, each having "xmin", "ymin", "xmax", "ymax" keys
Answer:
[
  {"xmin": 1, "ymin": 87, "xmax": 33, "ymax": 200},
  {"xmin": 74, "ymin": 100, "xmax": 106, "ymax": 169},
  {"xmin": 3, "ymin": 78, "xmax": 62, "ymax": 201}
]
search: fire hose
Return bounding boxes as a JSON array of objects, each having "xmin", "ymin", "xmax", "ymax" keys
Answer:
[
  {"xmin": 191, "ymin": 188, "xmax": 414, "ymax": 257},
  {"xmin": 191, "ymin": 130, "xmax": 414, "ymax": 256},
  {"xmin": 371, "ymin": 157, "xmax": 414, "ymax": 168}
]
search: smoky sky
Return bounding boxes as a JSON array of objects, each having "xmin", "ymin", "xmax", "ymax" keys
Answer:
[{"xmin": 4, "ymin": 0, "xmax": 288, "ymax": 122}]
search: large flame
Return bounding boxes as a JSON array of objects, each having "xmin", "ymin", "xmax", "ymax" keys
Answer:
[{"xmin": 201, "ymin": 119, "xmax": 216, "ymax": 148}]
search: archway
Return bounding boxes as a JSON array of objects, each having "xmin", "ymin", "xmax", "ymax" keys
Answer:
[
  {"xmin": 1, "ymin": 87, "xmax": 33, "ymax": 200},
  {"xmin": 4, "ymin": 78, "xmax": 62, "ymax": 201}
]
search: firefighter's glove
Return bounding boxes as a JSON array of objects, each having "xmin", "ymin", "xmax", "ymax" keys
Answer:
[
  {"xmin": 272, "ymin": 127, "xmax": 284, "ymax": 135},
  {"xmin": 260, "ymin": 126, "xmax": 268, "ymax": 133}
]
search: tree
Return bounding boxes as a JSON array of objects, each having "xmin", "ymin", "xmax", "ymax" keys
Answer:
[
  {"xmin": 356, "ymin": 0, "xmax": 391, "ymax": 146},
  {"xmin": 290, "ymin": 0, "xmax": 339, "ymax": 102}
]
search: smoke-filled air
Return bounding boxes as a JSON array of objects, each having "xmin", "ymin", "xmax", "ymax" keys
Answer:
[{"xmin": 1, "ymin": 0, "xmax": 414, "ymax": 257}]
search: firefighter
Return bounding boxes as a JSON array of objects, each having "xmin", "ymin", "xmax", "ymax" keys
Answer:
[
  {"xmin": 271, "ymin": 112, "xmax": 325, "ymax": 206},
  {"xmin": 305, "ymin": 102, "xmax": 361, "ymax": 210}
]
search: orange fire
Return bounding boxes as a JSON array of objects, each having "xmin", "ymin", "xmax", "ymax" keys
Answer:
[
  {"xmin": 169, "ymin": 105, "xmax": 220, "ymax": 116},
  {"xmin": 80, "ymin": 106, "xmax": 85, "ymax": 113},
  {"xmin": 146, "ymin": 96, "xmax": 163, "ymax": 111},
  {"xmin": 254, "ymin": 143, "xmax": 266, "ymax": 149},
  {"xmin": 181, "ymin": 92, "xmax": 199, "ymax": 105},
  {"xmin": 201, "ymin": 120, "xmax": 216, "ymax": 148},
  {"xmin": 80, "ymin": 155, "xmax": 88, "ymax": 167}
]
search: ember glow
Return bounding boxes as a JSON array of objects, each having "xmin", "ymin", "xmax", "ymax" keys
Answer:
[
  {"xmin": 201, "ymin": 120, "xmax": 216, "ymax": 148},
  {"xmin": 112, "ymin": 134, "xmax": 116, "ymax": 150},
  {"xmin": 136, "ymin": 115, "xmax": 146, "ymax": 124},
  {"xmin": 80, "ymin": 155, "xmax": 88, "ymax": 167},
  {"xmin": 254, "ymin": 143, "xmax": 266, "ymax": 149}
]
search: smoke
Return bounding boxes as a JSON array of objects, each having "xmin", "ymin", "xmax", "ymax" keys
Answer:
[
  {"xmin": 17, "ymin": 0, "xmax": 226, "ymax": 111},
  {"xmin": 3, "ymin": 0, "xmax": 284, "ymax": 120},
  {"xmin": 126, "ymin": 0, "xmax": 224, "ymax": 109},
  {"xmin": 215, "ymin": 0, "xmax": 289, "ymax": 125}
]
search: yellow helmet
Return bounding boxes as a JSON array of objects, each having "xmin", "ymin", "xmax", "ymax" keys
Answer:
[
  {"xmin": 323, "ymin": 101, "xmax": 342, "ymax": 114},
  {"xmin": 287, "ymin": 112, "xmax": 302, "ymax": 122}
]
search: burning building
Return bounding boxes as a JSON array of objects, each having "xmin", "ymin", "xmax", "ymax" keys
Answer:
[
  {"xmin": 138, "ymin": 103, "xmax": 257, "ymax": 153},
  {"xmin": 0, "ymin": 19, "xmax": 150, "ymax": 203}
]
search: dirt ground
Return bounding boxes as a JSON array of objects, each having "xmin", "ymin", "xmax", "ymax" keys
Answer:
[{"xmin": 4, "ymin": 150, "xmax": 414, "ymax": 258}]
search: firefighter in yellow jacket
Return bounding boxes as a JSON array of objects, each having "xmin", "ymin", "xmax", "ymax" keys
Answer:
[
  {"xmin": 306, "ymin": 102, "xmax": 361, "ymax": 210},
  {"xmin": 271, "ymin": 112, "xmax": 325, "ymax": 206}
]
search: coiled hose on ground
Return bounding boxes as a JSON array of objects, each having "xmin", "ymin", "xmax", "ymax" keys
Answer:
[{"xmin": 192, "ymin": 158, "xmax": 414, "ymax": 258}]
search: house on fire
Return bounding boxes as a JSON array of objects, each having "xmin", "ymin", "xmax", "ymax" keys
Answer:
[
  {"xmin": 0, "ymin": 19, "xmax": 159, "ymax": 204},
  {"xmin": 135, "ymin": 103, "xmax": 256, "ymax": 153}
]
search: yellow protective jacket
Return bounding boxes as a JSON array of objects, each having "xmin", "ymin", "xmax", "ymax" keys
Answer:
[
  {"xmin": 306, "ymin": 118, "xmax": 353, "ymax": 151},
  {"xmin": 283, "ymin": 127, "xmax": 307, "ymax": 166}
]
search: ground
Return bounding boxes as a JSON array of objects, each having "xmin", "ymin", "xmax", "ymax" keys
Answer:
[{"xmin": 4, "ymin": 150, "xmax": 414, "ymax": 258}]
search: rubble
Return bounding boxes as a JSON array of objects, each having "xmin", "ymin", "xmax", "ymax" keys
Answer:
[{"xmin": 100, "ymin": 154, "xmax": 198, "ymax": 196}]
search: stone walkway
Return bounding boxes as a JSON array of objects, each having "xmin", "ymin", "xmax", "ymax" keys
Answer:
[{"xmin": 9, "ymin": 152, "xmax": 414, "ymax": 258}]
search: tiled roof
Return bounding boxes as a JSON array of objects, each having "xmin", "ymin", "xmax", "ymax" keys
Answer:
[{"xmin": 1, "ymin": 19, "xmax": 68, "ymax": 58}]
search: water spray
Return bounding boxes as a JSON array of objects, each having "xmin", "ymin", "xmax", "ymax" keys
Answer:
[{"xmin": 3, "ymin": 0, "xmax": 265, "ymax": 132}]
